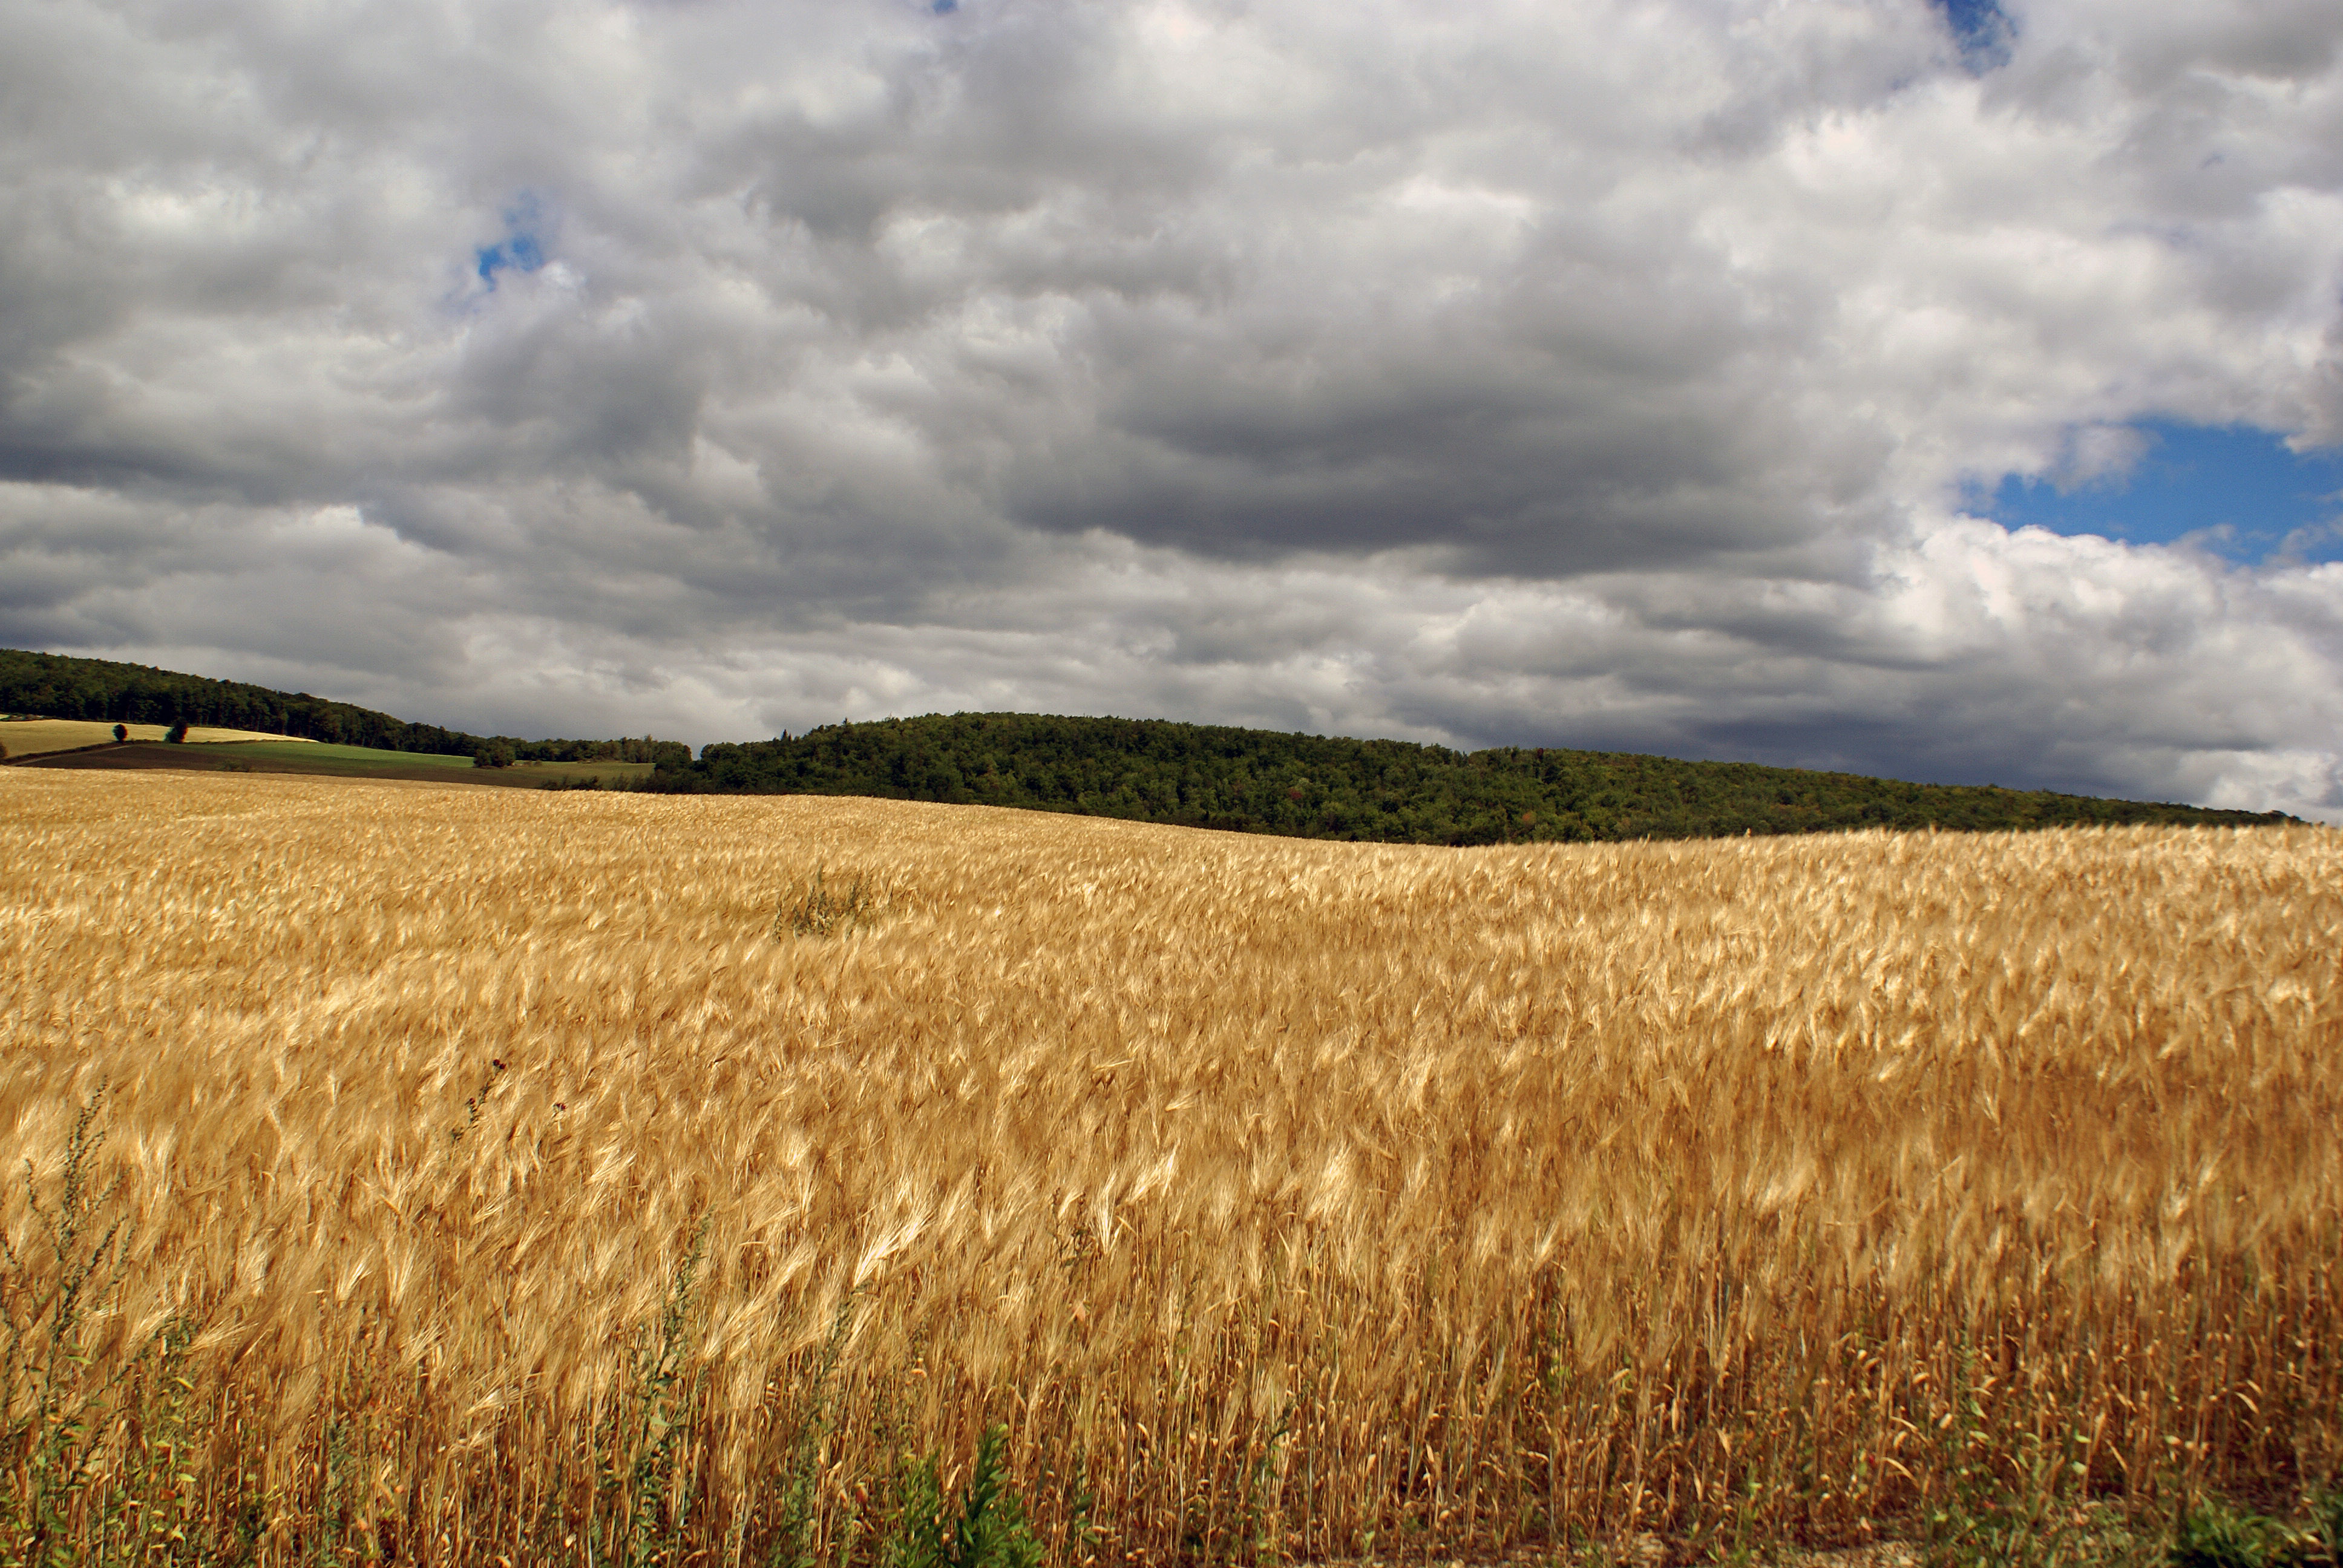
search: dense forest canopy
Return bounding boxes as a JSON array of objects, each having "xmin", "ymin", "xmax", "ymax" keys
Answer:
[
  {"xmin": 648, "ymin": 711, "xmax": 2292, "ymax": 843},
  {"xmin": 0, "ymin": 648, "xmax": 687, "ymax": 766}
]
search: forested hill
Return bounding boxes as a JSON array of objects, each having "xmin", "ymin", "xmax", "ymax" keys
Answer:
[
  {"xmin": 0, "ymin": 648, "xmax": 688, "ymax": 766},
  {"xmin": 649, "ymin": 711, "xmax": 2292, "ymax": 843},
  {"xmin": 5, "ymin": 649, "xmax": 2293, "ymax": 839},
  {"xmin": 2, "ymin": 647, "xmax": 487, "ymax": 753}
]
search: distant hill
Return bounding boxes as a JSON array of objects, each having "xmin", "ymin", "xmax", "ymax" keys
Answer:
[
  {"xmin": 2, "ymin": 647, "xmax": 491, "ymax": 754},
  {"xmin": 647, "ymin": 711, "xmax": 2295, "ymax": 843},
  {"xmin": 7, "ymin": 649, "xmax": 2292, "ymax": 840},
  {"xmin": 0, "ymin": 649, "xmax": 685, "ymax": 767}
]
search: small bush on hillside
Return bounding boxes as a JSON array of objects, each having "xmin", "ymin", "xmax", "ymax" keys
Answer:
[
  {"xmin": 111, "ymin": 724, "xmax": 126, "ymax": 741},
  {"xmin": 164, "ymin": 722, "xmax": 188, "ymax": 743}
]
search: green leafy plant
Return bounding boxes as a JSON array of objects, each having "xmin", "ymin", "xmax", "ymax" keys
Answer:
[
  {"xmin": 0, "ymin": 1086, "xmax": 137, "ymax": 1564},
  {"xmin": 624, "ymin": 1218, "xmax": 711, "ymax": 1568},
  {"xmin": 2164, "ymin": 1488, "xmax": 2343, "ymax": 1568},
  {"xmin": 883, "ymin": 1425, "xmax": 1042, "ymax": 1568},
  {"xmin": 1920, "ymin": 1345, "xmax": 2107, "ymax": 1568},
  {"xmin": 2169, "ymin": 1497, "xmax": 2283, "ymax": 1567},
  {"xmin": 2310, "ymin": 1487, "xmax": 2343, "ymax": 1562},
  {"xmin": 0, "ymin": 1091, "xmax": 229, "ymax": 1568},
  {"xmin": 584, "ymin": 1218, "xmax": 710, "ymax": 1568},
  {"xmin": 765, "ymin": 1292, "xmax": 860, "ymax": 1568}
]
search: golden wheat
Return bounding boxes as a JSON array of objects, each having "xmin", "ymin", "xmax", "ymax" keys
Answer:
[
  {"xmin": 0, "ymin": 719, "xmax": 317, "ymax": 757},
  {"xmin": 0, "ymin": 768, "xmax": 2337, "ymax": 1564}
]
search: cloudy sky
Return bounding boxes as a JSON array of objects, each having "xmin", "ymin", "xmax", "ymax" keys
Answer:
[{"xmin": 5, "ymin": 0, "xmax": 2342, "ymax": 815}]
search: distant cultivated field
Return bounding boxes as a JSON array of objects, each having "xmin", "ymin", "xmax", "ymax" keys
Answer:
[
  {"xmin": 0, "ymin": 718, "xmax": 318, "ymax": 756},
  {"xmin": 199, "ymin": 739, "xmax": 471, "ymax": 767},
  {"xmin": 0, "ymin": 771, "xmax": 2336, "ymax": 1566}
]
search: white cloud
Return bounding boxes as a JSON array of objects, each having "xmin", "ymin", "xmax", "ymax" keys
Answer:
[{"xmin": 2, "ymin": 0, "xmax": 2341, "ymax": 815}]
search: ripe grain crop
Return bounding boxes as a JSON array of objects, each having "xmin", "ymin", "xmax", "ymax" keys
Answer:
[
  {"xmin": 1, "ymin": 769, "xmax": 2338, "ymax": 1566},
  {"xmin": 0, "ymin": 719, "xmax": 316, "ymax": 757}
]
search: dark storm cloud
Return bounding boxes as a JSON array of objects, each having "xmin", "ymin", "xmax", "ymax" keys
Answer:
[{"xmin": 1, "ymin": 0, "xmax": 2341, "ymax": 817}]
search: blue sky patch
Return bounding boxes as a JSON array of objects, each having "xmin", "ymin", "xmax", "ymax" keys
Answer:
[
  {"xmin": 1931, "ymin": 0, "xmax": 2011, "ymax": 69},
  {"xmin": 474, "ymin": 195, "xmax": 549, "ymax": 288},
  {"xmin": 476, "ymin": 232, "xmax": 544, "ymax": 284},
  {"xmin": 1977, "ymin": 421, "xmax": 2343, "ymax": 564}
]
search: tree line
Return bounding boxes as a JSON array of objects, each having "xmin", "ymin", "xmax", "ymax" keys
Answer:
[
  {"xmin": 473, "ymin": 736, "xmax": 692, "ymax": 769},
  {"xmin": 1, "ymin": 648, "xmax": 687, "ymax": 768},
  {"xmin": 10, "ymin": 648, "xmax": 2292, "ymax": 840},
  {"xmin": 641, "ymin": 711, "xmax": 2294, "ymax": 843}
]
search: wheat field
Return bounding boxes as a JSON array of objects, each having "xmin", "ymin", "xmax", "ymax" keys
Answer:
[
  {"xmin": 0, "ymin": 720, "xmax": 318, "ymax": 758},
  {"xmin": 1, "ymin": 768, "xmax": 2338, "ymax": 1565}
]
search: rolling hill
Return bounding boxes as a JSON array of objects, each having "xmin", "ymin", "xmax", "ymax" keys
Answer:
[
  {"xmin": 650, "ymin": 710, "xmax": 2291, "ymax": 842},
  {"xmin": 6, "ymin": 647, "xmax": 2292, "ymax": 838},
  {"xmin": 0, "ymin": 648, "xmax": 685, "ymax": 769}
]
